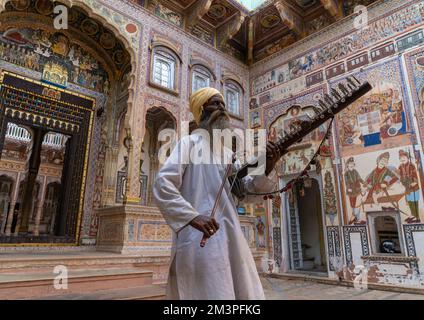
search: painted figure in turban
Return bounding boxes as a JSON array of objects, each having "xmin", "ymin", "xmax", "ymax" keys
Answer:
[
  {"xmin": 344, "ymin": 157, "xmax": 365, "ymax": 224},
  {"xmin": 398, "ymin": 150, "xmax": 421, "ymax": 223},
  {"xmin": 364, "ymin": 152, "xmax": 398, "ymax": 206},
  {"xmin": 153, "ymin": 87, "xmax": 280, "ymax": 299}
]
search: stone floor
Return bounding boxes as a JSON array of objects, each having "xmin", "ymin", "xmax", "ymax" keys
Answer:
[{"xmin": 262, "ymin": 277, "xmax": 424, "ymax": 300}]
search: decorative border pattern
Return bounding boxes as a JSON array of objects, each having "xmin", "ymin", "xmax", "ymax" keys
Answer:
[
  {"xmin": 327, "ymin": 226, "xmax": 342, "ymax": 271},
  {"xmin": 137, "ymin": 220, "xmax": 172, "ymax": 243},
  {"xmin": 273, "ymin": 227, "xmax": 282, "ymax": 269},
  {"xmin": 343, "ymin": 225, "xmax": 370, "ymax": 265},
  {"xmin": 403, "ymin": 223, "xmax": 424, "ymax": 272}
]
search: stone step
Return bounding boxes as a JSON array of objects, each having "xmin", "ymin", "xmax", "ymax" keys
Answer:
[
  {"xmin": 30, "ymin": 284, "xmax": 166, "ymax": 300},
  {"xmin": 0, "ymin": 268, "xmax": 154, "ymax": 300},
  {"xmin": 0, "ymin": 252, "xmax": 167, "ymax": 273}
]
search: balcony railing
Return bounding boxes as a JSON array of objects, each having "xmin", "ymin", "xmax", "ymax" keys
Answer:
[{"xmin": 5, "ymin": 123, "xmax": 66, "ymax": 149}]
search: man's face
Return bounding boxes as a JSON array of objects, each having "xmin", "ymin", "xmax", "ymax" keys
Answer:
[
  {"xmin": 347, "ymin": 162, "xmax": 355, "ymax": 171},
  {"xmin": 199, "ymin": 94, "xmax": 230, "ymax": 130},
  {"xmin": 378, "ymin": 158, "xmax": 388, "ymax": 169},
  {"xmin": 400, "ymin": 155, "xmax": 408, "ymax": 165},
  {"xmin": 202, "ymin": 95, "xmax": 226, "ymax": 115}
]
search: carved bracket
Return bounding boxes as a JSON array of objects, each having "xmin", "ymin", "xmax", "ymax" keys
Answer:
[
  {"xmin": 185, "ymin": 0, "xmax": 213, "ymax": 29},
  {"xmin": 320, "ymin": 0, "xmax": 343, "ymax": 20},
  {"xmin": 217, "ymin": 11, "xmax": 246, "ymax": 48},
  {"xmin": 274, "ymin": 0, "xmax": 304, "ymax": 37}
]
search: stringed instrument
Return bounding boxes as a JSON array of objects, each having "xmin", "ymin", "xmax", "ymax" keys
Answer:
[
  {"xmin": 201, "ymin": 76, "xmax": 372, "ymax": 248},
  {"xmin": 230, "ymin": 76, "xmax": 373, "ymax": 194}
]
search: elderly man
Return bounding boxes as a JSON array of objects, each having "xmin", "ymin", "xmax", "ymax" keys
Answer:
[{"xmin": 153, "ymin": 87, "xmax": 280, "ymax": 300}]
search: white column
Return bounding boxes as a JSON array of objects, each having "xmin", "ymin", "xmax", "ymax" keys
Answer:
[
  {"xmin": 33, "ymin": 175, "xmax": 48, "ymax": 236},
  {"xmin": 4, "ymin": 172, "xmax": 20, "ymax": 236}
]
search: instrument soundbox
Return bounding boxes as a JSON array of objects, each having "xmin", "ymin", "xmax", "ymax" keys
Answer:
[{"xmin": 231, "ymin": 76, "xmax": 373, "ymax": 186}]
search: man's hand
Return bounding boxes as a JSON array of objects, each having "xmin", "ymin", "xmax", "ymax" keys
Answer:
[
  {"xmin": 189, "ymin": 215, "xmax": 220, "ymax": 238},
  {"xmin": 265, "ymin": 141, "xmax": 280, "ymax": 176}
]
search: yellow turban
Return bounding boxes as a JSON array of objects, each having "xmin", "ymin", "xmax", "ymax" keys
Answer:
[{"xmin": 189, "ymin": 87, "xmax": 224, "ymax": 124}]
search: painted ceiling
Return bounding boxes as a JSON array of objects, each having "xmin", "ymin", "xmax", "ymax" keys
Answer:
[{"xmin": 136, "ymin": 0, "xmax": 378, "ymax": 64}]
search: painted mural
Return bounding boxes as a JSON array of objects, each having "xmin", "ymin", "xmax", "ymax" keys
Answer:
[
  {"xmin": 341, "ymin": 145, "xmax": 423, "ymax": 225},
  {"xmin": 253, "ymin": 203, "xmax": 267, "ymax": 249},
  {"xmin": 189, "ymin": 25, "xmax": 215, "ymax": 46},
  {"xmin": 251, "ymin": 1, "xmax": 424, "ymax": 97},
  {"xmin": 0, "ymin": 27, "xmax": 109, "ymax": 93},
  {"xmin": 405, "ymin": 47, "xmax": 424, "ymax": 150},
  {"xmin": 154, "ymin": 3, "xmax": 184, "ymax": 27},
  {"xmin": 323, "ymin": 170, "xmax": 338, "ymax": 226},
  {"xmin": 333, "ymin": 58, "xmax": 409, "ymax": 152}
]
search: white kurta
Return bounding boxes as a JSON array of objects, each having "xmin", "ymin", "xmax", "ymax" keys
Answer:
[{"xmin": 153, "ymin": 133, "xmax": 276, "ymax": 300}]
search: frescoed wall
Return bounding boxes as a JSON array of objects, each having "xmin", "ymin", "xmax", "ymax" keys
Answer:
[
  {"xmin": 250, "ymin": 0, "xmax": 424, "ymax": 287},
  {"xmin": 333, "ymin": 59, "xmax": 409, "ymax": 151},
  {"xmin": 251, "ymin": 1, "xmax": 424, "ymax": 98},
  {"xmin": 253, "ymin": 203, "xmax": 267, "ymax": 249},
  {"xmin": 405, "ymin": 47, "xmax": 424, "ymax": 150},
  {"xmin": 341, "ymin": 146, "xmax": 423, "ymax": 225},
  {"xmin": 0, "ymin": 27, "xmax": 110, "ymax": 93}
]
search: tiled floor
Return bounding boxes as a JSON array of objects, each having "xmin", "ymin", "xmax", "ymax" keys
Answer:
[{"xmin": 262, "ymin": 277, "xmax": 424, "ymax": 300}]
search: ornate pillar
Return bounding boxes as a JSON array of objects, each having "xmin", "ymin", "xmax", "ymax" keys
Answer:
[
  {"xmin": 17, "ymin": 128, "xmax": 47, "ymax": 233},
  {"xmin": 123, "ymin": 89, "xmax": 145, "ymax": 205},
  {"xmin": 4, "ymin": 172, "xmax": 20, "ymax": 236},
  {"xmin": 33, "ymin": 175, "xmax": 48, "ymax": 236}
]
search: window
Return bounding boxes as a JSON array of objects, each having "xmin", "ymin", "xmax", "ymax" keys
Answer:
[
  {"xmin": 153, "ymin": 50, "xmax": 175, "ymax": 90},
  {"xmin": 367, "ymin": 212, "xmax": 403, "ymax": 255},
  {"xmin": 192, "ymin": 68, "xmax": 211, "ymax": 93},
  {"xmin": 224, "ymin": 81, "xmax": 242, "ymax": 116}
]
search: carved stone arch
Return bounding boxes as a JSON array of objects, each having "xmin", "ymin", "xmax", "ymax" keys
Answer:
[
  {"xmin": 0, "ymin": 0, "xmax": 141, "ymax": 144},
  {"xmin": 145, "ymin": 106, "xmax": 177, "ymax": 130},
  {"xmin": 0, "ymin": 14, "xmax": 116, "ymax": 82},
  {"xmin": 145, "ymin": 96, "xmax": 180, "ymax": 133}
]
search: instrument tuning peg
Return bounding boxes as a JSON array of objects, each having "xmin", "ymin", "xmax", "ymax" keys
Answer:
[
  {"xmin": 330, "ymin": 88, "xmax": 342, "ymax": 101},
  {"xmin": 312, "ymin": 106, "xmax": 321, "ymax": 115},
  {"xmin": 346, "ymin": 82, "xmax": 355, "ymax": 92},
  {"xmin": 324, "ymin": 94, "xmax": 334, "ymax": 106},
  {"xmin": 338, "ymin": 83, "xmax": 350, "ymax": 97},
  {"xmin": 351, "ymin": 75, "xmax": 361, "ymax": 86},
  {"xmin": 318, "ymin": 100, "xmax": 327, "ymax": 110},
  {"xmin": 347, "ymin": 77, "xmax": 358, "ymax": 90},
  {"xmin": 315, "ymin": 104, "xmax": 326, "ymax": 119}
]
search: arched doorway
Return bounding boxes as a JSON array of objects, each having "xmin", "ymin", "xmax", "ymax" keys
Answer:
[
  {"xmin": 0, "ymin": 0, "xmax": 134, "ymax": 244},
  {"xmin": 116, "ymin": 107, "xmax": 177, "ymax": 206},
  {"xmin": 141, "ymin": 107, "xmax": 177, "ymax": 206},
  {"xmin": 286, "ymin": 177, "xmax": 327, "ymax": 273}
]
